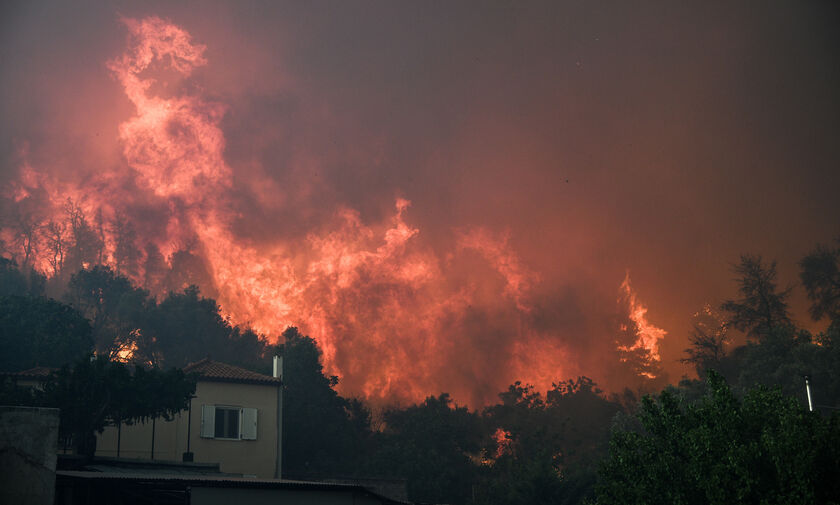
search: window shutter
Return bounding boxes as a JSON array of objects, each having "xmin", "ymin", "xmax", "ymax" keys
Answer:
[
  {"xmin": 200, "ymin": 405, "xmax": 215, "ymax": 438},
  {"xmin": 241, "ymin": 408, "xmax": 258, "ymax": 440}
]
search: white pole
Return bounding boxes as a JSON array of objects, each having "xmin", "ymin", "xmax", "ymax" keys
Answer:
[
  {"xmin": 805, "ymin": 376, "xmax": 813, "ymax": 412},
  {"xmin": 274, "ymin": 355, "xmax": 284, "ymax": 479}
]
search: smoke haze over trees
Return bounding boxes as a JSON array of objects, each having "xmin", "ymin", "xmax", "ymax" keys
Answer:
[
  {"xmin": 2, "ymin": 2, "xmax": 839, "ymax": 407},
  {"xmin": 2, "ymin": 3, "xmax": 840, "ymax": 503}
]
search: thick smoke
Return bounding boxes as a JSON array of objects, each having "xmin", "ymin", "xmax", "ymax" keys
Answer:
[{"xmin": 2, "ymin": 2, "xmax": 838, "ymax": 406}]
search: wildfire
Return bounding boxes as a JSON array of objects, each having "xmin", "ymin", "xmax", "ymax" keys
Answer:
[
  {"xmin": 1, "ymin": 16, "xmax": 669, "ymax": 406},
  {"xmin": 617, "ymin": 272, "xmax": 666, "ymax": 375},
  {"xmin": 492, "ymin": 428, "xmax": 514, "ymax": 459}
]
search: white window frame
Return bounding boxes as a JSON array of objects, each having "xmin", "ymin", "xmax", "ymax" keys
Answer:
[{"xmin": 200, "ymin": 405, "xmax": 258, "ymax": 440}]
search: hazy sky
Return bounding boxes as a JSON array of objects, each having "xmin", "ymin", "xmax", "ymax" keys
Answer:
[{"xmin": 2, "ymin": 1, "xmax": 838, "ymax": 405}]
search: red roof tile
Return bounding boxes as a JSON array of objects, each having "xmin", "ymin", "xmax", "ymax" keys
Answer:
[
  {"xmin": 12, "ymin": 366, "xmax": 56, "ymax": 379},
  {"xmin": 183, "ymin": 359, "xmax": 280, "ymax": 386}
]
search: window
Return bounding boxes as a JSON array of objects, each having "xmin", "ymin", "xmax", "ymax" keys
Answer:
[
  {"xmin": 215, "ymin": 407, "xmax": 240, "ymax": 439},
  {"xmin": 201, "ymin": 405, "xmax": 258, "ymax": 440}
]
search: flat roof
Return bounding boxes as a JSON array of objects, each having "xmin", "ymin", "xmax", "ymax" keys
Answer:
[{"xmin": 56, "ymin": 471, "xmax": 411, "ymax": 504}]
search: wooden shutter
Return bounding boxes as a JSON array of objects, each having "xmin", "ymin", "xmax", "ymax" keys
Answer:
[
  {"xmin": 200, "ymin": 405, "xmax": 215, "ymax": 438},
  {"xmin": 241, "ymin": 408, "xmax": 258, "ymax": 440}
]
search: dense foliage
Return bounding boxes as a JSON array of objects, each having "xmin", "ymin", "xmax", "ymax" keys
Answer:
[
  {"xmin": 0, "ymin": 295, "xmax": 93, "ymax": 371},
  {"xmin": 46, "ymin": 356, "xmax": 196, "ymax": 458},
  {"xmin": 1, "ymin": 355, "xmax": 196, "ymax": 459},
  {"xmin": 272, "ymin": 327, "xmax": 372, "ymax": 479},
  {"xmin": 1, "ymin": 239, "xmax": 839, "ymax": 503},
  {"xmin": 595, "ymin": 371, "xmax": 840, "ymax": 505}
]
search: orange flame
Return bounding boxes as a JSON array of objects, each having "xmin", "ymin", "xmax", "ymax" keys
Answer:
[
  {"xmin": 492, "ymin": 428, "xmax": 513, "ymax": 459},
  {"xmin": 107, "ymin": 17, "xmax": 566, "ymax": 404},
  {"xmin": 617, "ymin": 272, "xmax": 665, "ymax": 375},
  {"xmin": 1, "ymin": 16, "xmax": 669, "ymax": 406}
]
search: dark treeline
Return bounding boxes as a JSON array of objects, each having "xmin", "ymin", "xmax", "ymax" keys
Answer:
[{"xmin": 2, "ymin": 238, "xmax": 840, "ymax": 504}]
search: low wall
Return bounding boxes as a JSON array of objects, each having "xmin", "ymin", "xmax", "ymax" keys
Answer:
[{"xmin": 0, "ymin": 406, "xmax": 60, "ymax": 505}]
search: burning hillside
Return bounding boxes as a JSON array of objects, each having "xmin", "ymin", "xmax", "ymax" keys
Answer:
[{"xmin": 3, "ymin": 15, "xmax": 668, "ymax": 406}]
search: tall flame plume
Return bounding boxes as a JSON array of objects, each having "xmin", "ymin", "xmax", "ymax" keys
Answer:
[{"xmin": 1, "ymin": 17, "xmax": 668, "ymax": 406}]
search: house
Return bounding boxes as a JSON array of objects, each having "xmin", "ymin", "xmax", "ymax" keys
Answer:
[
  {"xmin": 95, "ymin": 358, "xmax": 282, "ymax": 479},
  {"xmin": 4, "ymin": 361, "xmax": 411, "ymax": 504},
  {"xmin": 6, "ymin": 366, "xmax": 55, "ymax": 388}
]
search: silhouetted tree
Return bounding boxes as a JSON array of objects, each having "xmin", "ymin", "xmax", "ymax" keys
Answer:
[
  {"xmin": 142, "ymin": 242, "xmax": 167, "ymax": 297},
  {"xmin": 476, "ymin": 377, "xmax": 621, "ymax": 505},
  {"xmin": 0, "ymin": 257, "xmax": 44, "ymax": 297},
  {"xmin": 165, "ymin": 247, "xmax": 218, "ymax": 299},
  {"xmin": 721, "ymin": 254, "xmax": 792, "ymax": 339},
  {"xmin": 226, "ymin": 326, "xmax": 268, "ymax": 372},
  {"xmin": 800, "ymin": 241, "xmax": 840, "ymax": 329},
  {"xmin": 545, "ymin": 377, "xmax": 622, "ymax": 470},
  {"xmin": 0, "ymin": 295, "xmax": 93, "ymax": 371},
  {"xmin": 370, "ymin": 393, "xmax": 482, "ymax": 504},
  {"xmin": 63, "ymin": 199, "xmax": 104, "ymax": 277},
  {"xmin": 483, "ymin": 382, "xmax": 554, "ymax": 468},
  {"xmin": 144, "ymin": 285, "xmax": 231, "ymax": 368},
  {"xmin": 732, "ymin": 325, "xmax": 840, "ymax": 410},
  {"xmin": 43, "ymin": 219, "xmax": 67, "ymax": 278},
  {"xmin": 274, "ymin": 327, "xmax": 370, "ymax": 479},
  {"xmin": 111, "ymin": 212, "xmax": 141, "ymax": 280},
  {"xmin": 64, "ymin": 266, "xmax": 150, "ymax": 360},
  {"xmin": 40, "ymin": 355, "xmax": 196, "ymax": 459},
  {"xmin": 681, "ymin": 305, "xmax": 730, "ymax": 375},
  {"xmin": 7, "ymin": 209, "xmax": 40, "ymax": 268},
  {"xmin": 0, "ymin": 257, "xmax": 29, "ymax": 297}
]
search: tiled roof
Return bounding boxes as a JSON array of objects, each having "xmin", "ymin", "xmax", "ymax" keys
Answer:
[
  {"xmin": 9, "ymin": 366, "xmax": 56, "ymax": 379},
  {"xmin": 183, "ymin": 359, "xmax": 280, "ymax": 386}
]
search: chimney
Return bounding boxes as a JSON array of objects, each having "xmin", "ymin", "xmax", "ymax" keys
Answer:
[
  {"xmin": 273, "ymin": 355, "xmax": 283, "ymax": 379},
  {"xmin": 273, "ymin": 354, "xmax": 284, "ymax": 479}
]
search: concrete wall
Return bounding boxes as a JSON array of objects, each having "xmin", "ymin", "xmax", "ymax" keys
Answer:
[
  {"xmin": 96, "ymin": 413, "xmax": 180, "ymax": 461},
  {"xmin": 96, "ymin": 379, "xmax": 279, "ymax": 478},
  {"xmin": 0, "ymin": 406, "xmax": 60, "ymax": 505}
]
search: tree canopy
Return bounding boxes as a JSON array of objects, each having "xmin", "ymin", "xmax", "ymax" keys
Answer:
[
  {"xmin": 595, "ymin": 371, "xmax": 840, "ymax": 505},
  {"xmin": 370, "ymin": 393, "xmax": 483, "ymax": 504},
  {"xmin": 4, "ymin": 239, "xmax": 840, "ymax": 504},
  {"xmin": 721, "ymin": 254, "xmax": 792, "ymax": 339},
  {"xmin": 681, "ymin": 305, "xmax": 730, "ymax": 375},
  {"xmin": 0, "ymin": 295, "xmax": 93, "ymax": 371},
  {"xmin": 800, "ymin": 241, "xmax": 840, "ymax": 329},
  {"xmin": 474, "ymin": 377, "xmax": 622, "ymax": 505},
  {"xmin": 64, "ymin": 265, "xmax": 149, "ymax": 360},
  {"xmin": 273, "ymin": 327, "xmax": 370, "ymax": 479},
  {"xmin": 40, "ymin": 355, "xmax": 196, "ymax": 458},
  {"xmin": 142, "ymin": 285, "xmax": 266, "ymax": 369}
]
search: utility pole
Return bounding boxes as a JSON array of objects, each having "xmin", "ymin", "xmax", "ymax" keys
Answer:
[{"xmin": 183, "ymin": 395, "xmax": 196, "ymax": 462}]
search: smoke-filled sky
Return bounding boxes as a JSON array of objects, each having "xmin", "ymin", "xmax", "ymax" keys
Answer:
[{"xmin": 2, "ymin": 1, "xmax": 839, "ymax": 407}]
